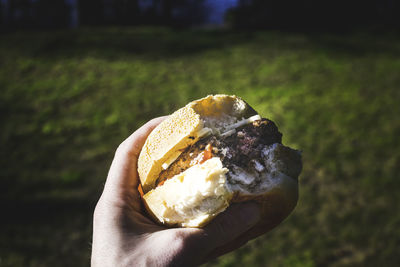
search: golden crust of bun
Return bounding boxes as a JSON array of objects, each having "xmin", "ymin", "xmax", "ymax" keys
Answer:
[
  {"xmin": 137, "ymin": 94, "xmax": 300, "ymax": 228},
  {"xmin": 189, "ymin": 94, "xmax": 257, "ymax": 119},
  {"xmin": 138, "ymin": 107, "xmax": 202, "ymax": 192}
]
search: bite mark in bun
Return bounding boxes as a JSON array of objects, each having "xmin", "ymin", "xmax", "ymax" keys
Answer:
[{"xmin": 138, "ymin": 95, "xmax": 302, "ymax": 228}]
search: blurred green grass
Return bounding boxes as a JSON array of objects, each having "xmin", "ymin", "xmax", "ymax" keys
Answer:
[{"xmin": 0, "ymin": 27, "xmax": 399, "ymax": 266}]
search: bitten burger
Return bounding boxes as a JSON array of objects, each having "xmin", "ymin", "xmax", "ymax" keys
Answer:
[{"xmin": 138, "ymin": 94, "xmax": 302, "ymax": 229}]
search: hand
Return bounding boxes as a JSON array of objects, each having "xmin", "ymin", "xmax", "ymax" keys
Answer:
[{"xmin": 91, "ymin": 117, "xmax": 263, "ymax": 267}]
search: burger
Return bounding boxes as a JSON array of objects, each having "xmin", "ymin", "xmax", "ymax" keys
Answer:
[{"xmin": 138, "ymin": 94, "xmax": 302, "ymax": 229}]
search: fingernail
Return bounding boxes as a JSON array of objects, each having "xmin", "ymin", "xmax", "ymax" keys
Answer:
[{"xmin": 237, "ymin": 202, "xmax": 261, "ymax": 227}]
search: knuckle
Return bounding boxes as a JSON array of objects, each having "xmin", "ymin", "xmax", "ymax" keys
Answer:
[
  {"xmin": 170, "ymin": 230, "xmax": 193, "ymax": 251},
  {"xmin": 93, "ymin": 201, "xmax": 104, "ymax": 223},
  {"xmin": 172, "ymin": 230, "xmax": 187, "ymax": 246},
  {"xmin": 115, "ymin": 141, "xmax": 128, "ymax": 156},
  {"xmin": 148, "ymin": 117, "xmax": 160, "ymax": 124},
  {"xmin": 174, "ymin": 229, "xmax": 203, "ymax": 252},
  {"xmin": 115, "ymin": 139, "xmax": 141, "ymax": 159}
]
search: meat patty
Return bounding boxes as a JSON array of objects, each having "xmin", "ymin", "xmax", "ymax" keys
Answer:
[{"xmin": 156, "ymin": 119, "xmax": 282, "ymax": 186}]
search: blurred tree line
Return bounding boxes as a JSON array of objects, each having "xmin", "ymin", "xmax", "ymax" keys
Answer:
[
  {"xmin": 1, "ymin": 0, "xmax": 399, "ymax": 31},
  {"xmin": 0, "ymin": 0, "xmax": 207, "ymax": 29},
  {"xmin": 229, "ymin": 0, "xmax": 400, "ymax": 31}
]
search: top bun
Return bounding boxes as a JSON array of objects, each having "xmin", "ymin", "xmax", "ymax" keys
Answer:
[{"xmin": 138, "ymin": 95, "xmax": 301, "ymax": 227}]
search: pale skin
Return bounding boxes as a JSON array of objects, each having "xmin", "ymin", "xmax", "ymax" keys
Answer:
[{"xmin": 91, "ymin": 117, "xmax": 268, "ymax": 267}]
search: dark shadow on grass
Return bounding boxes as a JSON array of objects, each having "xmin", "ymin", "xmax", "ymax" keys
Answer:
[
  {"xmin": 0, "ymin": 195, "xmax": 96, "ymax": 224},
  {"xmin": 1, "ymin": 28, "xmax": 399, "ymax": 62},
  {"xmin": 0, "ymin": 27, "xmax": 257, "ymax": 60},
  {"xmin": 307, "ymin": 32, "xmax": 400, "ymax": 57}
]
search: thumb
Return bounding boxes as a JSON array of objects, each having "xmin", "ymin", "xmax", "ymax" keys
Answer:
[{"xmin": 200, "ymin": 202, "xmax": 261, "ymax": 250}]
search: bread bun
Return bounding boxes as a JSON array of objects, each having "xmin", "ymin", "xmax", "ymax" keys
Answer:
[{"xmin": 138, "ymin": 95, "xmax": 301, "ymax": 228}]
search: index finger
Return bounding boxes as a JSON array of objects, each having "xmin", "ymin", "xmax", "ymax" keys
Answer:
[{"xmin": 103, "ymin": 116, "xmax": 168, "ymax": 199}]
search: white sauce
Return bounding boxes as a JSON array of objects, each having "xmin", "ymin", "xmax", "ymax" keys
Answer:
[
  {"xmin": 225, "ymin": 115, "xmax": 261, "ymax": 131},
  {"xmin": 253, "ymin": 160, "xmax": 265, "ymax": 172}
]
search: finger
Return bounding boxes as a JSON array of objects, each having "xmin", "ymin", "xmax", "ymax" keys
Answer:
[
  {"xmin": 207, "ymin": 218, "xmax": 281, "ymax": 260},
  {"xmin": 206, "ymin": 235, "xmax": 250, "ymax": 262},
  {"xmin": 103, "ymin": 116, "xmax": 168, "ymax": 199},
  {"xmin": 244, "ymin": 222, "xmax": 277, "ymax": 239},
  {"xmin": 196, "ymin": 202, "xmax": 261, "ymax": 252}
]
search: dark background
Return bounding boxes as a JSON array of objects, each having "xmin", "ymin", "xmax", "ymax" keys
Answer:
[
  {"xmin": 1, "ymin": 0, "xmax": 400, "ymax": 266},
  {"xmin": 1, "ymin": 0, "xmax": 400, "ymax": 31}
]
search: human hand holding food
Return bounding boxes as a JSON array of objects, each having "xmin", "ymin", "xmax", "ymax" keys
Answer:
[
  {"xmin": 91, "ymin": 94, "xmax": 302, "ymax": 266},
  {"xmin": 91, "ymin": 117, "xmax": 264, "ymax": 267}
]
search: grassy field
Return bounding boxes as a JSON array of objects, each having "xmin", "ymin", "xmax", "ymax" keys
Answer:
[{"xmin": 0, "ymin": 27, "xmax": 399, "ymax": 266}]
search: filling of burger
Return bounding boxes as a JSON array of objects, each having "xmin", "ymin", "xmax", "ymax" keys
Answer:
[
  {"xmin": 156, "ymin": 118, "xmax": 302, "ymax": 194},
  {"xmin": 144, "ymin": 117, "xmax": 302, "ymax": 227}
]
